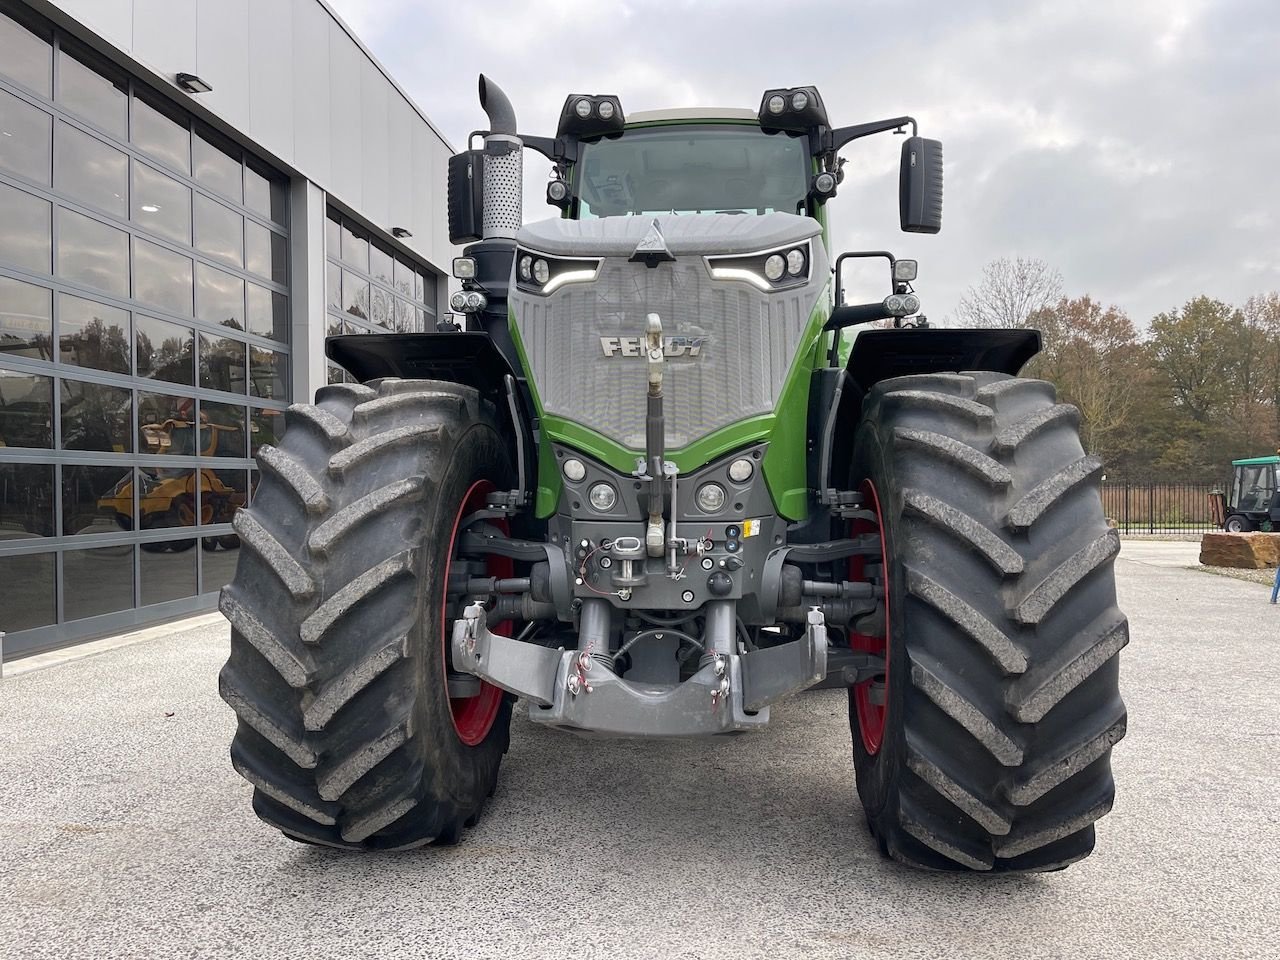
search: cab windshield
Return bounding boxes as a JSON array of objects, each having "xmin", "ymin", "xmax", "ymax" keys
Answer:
[{"xmin": 573, "ymin": 124, "xmax": 810, "ymax": 218}]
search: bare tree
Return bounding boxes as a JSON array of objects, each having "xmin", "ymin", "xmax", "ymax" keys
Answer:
[{"xmin": 952, "ymin": 257, "xmax": 1064, "ymax": 329}]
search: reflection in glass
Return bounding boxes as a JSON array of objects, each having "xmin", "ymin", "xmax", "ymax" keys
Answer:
[
  {"xmin": 326, "ymin": 262, "xmax": 341, "ymax": 311},
  {"xmin": 250, "ymin": 346, "xmax": 286, "ymax": 399},
  {"xmin": 201, "ymin": 542, "xmax": 239, "ymax": 593},
  {"xmin": 133, "ymin": 162, "xmax": 192, "ymax": 245},
  {"xmin": 137, "ymin": 465, "xmax": 195, "ymax": 532},
  {"xmin": 0, "ymin": 368, "xmax": 53, "ymax": 447},
  {"xmin": 134, "ymin": 238, "xmax": 193, "ymax": 316},
  {"xmin": 56, "ymin": 207, "xmax": 128, "ymax": 296},
  {"xmin": 343, "ymin": 270, "xmax": 368, "ymax": 319},
  {"xmin": 394, "ymin": 257, "xmax": 414, "ymax": 299},
  {"xmin": 63, "ymin": 463, "xmax": 133, "ymax": 535},
  {"xmin": 64, "ymin": 542, "xmax": 135, "ymax": 621},
  {"xmin": 414, "ymin": 269, "xmax": 425, "ymax": 303},
  {"xmin": 132, "ymin": 95, "xmax": 190, "ymax": 175},
  {"xmin": 370, "ymin": 286, "xmax": 393, "ymax": 329},
  {"xmin": 0, "ymin": 10, "xmax": 52, "ymax": 97},
  {"xmin": 194, "ymin": 193, "xmax": 243, "ymax": 267},
  {"xmin": 57, "ymin": 47, "xmax": 127, "ymax": 138},
  {"xmin": 137, "ymin": 392, "xmax": 193, "ymax": 454},
  {"xmin": 327, "ymin": 363, "xmax": 347, "ymax": 385},
  {"xmin": 54, "ymin": 121, "xmax": 126, "ymax": 215},
  {"xmin": 0, "ymin": 276, "xmax": 53, "ymax": 360},
  {"xmin": 60, "ymin": 378, "xmax": 131, "ymax": 452},
  {"xmin": 0, "ymin": 461, "xmax": 54, "ymax": 539},
  {"xmin": 196, "ymin": 262, "xmax": 245, "ymax": 330},
  {"xmin": 244, "ymin": 162, "xmax": 286, "ymax": 223},
  {"xmin": 200, "ymin": 401, "xmax": 247, "ymax": 458},
  {"xmin": 58, "ymin": 293, "xmax": 129, "ymax": 373},
  {"xmin": 325, "ymin": 214, "xmax": 340, "ymax": 259},
  {"xmin": 250, "ymin": 408, "xmax": 284, "ymax": 456},
  {"xmin": 327, "ymin": 314, "xmax": 346, "ymax": 338},
  {"xmin": 194, "ymin": 132, "xmax": 241, "ymax": 202},
  {"xmin": 0, "ymin": 89, "xmax": 52, "ymax": 184},
  {"xmin": 340, "ymin": 221, "xmax": 368, "ymax": 271},
  {"xmin": 140, "ymin": 542, "xmax": 197, "ymax": 605},
  {"xmin": 246, "ymin": 220, "xmax": 286, "ymax": 284},
  {"xmin": 198, "ymin": 332, "xmax": 246, "ymax": 394},
  {"xmin": 0, "ymin": 181, "xmax": 51, "ymax": 274},
  {"xmin": 136, "ymin": 315, "xmax": 194, "ymax": 385},
  {"xmin": 370, "ymin": 243, "xmax": 393, "ymax": 286},
  {"xmin": 394, "ymin": 299, "xmax": 415, "ymax": 333},
  {"xmin": 247, "ymin": 284, "xmax": 287, "ymax": 342},
  {"xmin": 0, "ymin": 551, "xmax": 55, "ymax": 630},
  {"xmin": 202, "ymin": 469, "xmax": 247, "ymax": 525}
]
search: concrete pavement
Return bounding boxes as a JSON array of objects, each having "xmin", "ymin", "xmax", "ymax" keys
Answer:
[{"xmin": 0, "ymin": 555, "xmax": 1276, "ymax": 959}]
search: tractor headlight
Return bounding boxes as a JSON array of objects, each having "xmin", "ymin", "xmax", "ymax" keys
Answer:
[
  {"xmin": 463, "ymin": 290, "xmax": 487, "ymax": 312},
  {"xmin": 707, "ymin": 242, "xmax": 811, "ymax": 290},
  {"xmin": 696, "ymin": 483, "xmax": 727, "ymax": 513},
  {"xmin": 597, "ymin": 99, "xmax": 615, "ymax": 120},
  {"xmin": 546, "ymin": 180, "xmax": 569, "ymax": 206},
  {"xmin": 574, "ymin": 98, "xmax": 593, "ymax": 119},
  {"xmin": 728, "ymin": 458, "xmax": 754, "ymax": 483},
  {"xmin": 518, "ymin": 255, "xmax": 532, "ymax": 281},
  {"xmin": 791, "ymin": 91, "xmax": 809, "ymax": 111},
  {"xmin": 764, "ymin": 255, "xmax": 786, "ymax": 281},
  {"xmin": 884, "ymin": 294, "xmax": 906, "ymax": 316},
  {"xmin": 449, "ymin": 291, "xmax": 467, "ymax": 311},
  {"xmin": 785, "ymin": 248, "xmax": 806, "ymax": 276},
  {"xmin": 767, "ymin": 94, "xmax": 786, "ymax": 115},
  {"xmin": 515, "ymin": 248, "xmax": 602, "ymax": 294},
  {"xmin": 532, "ymin": 259, "xmax": 550, "ymax": 284},
  {"xmin": 588, "ymin": 483, "xmax": 617, "ymax": 512},
  {"xmin": 562, "ymin": 458, "xmax": 586, "ymax": 482},
  {"xmin": 901, "ymin": 293, "xmax": 921, "ymax": 315}
]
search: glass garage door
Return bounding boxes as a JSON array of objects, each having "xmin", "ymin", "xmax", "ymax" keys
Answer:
[{"xmin": 0, "ymin": 7, "xmax": 290, "ymax": 655}]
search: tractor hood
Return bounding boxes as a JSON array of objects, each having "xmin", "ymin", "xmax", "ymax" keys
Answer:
[{"xmin": 516, "ymin": 211, "xmax": 821, "ymax": 259}]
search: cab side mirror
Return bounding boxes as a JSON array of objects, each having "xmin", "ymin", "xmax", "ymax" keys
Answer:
[
  {"xmin": 899, "ymin": 137, "xmax": 943, "ymax": 234},
  {"xmin": 447, "ymin": 149, "xmax": 485, "ymax": 244}
]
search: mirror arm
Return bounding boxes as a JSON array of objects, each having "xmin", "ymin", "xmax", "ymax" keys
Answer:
[
  {"xmin": 824, "ymin": 302, "xmax": 893, "ymax": 331},
  {"xmin": 824, "ymin": 116, "xmax": 918, "ymax": 156},
  {"xmin": 519, "ymin": 134, "xmax": 578, "ymax": 164}
]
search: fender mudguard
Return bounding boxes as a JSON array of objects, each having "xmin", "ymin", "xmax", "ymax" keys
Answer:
[
  {"xmin": 326, "ymin": 332, "xmax": 519, "ymax": 398},
  {"xmin": 846, "ymin": 327, "xmax": 1041, "ymax": 395}
]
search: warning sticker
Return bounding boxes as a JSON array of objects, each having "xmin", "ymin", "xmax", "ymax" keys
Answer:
[{"xmin": 741, "ymin": 518, "xmax": 767, "ymax": 538}]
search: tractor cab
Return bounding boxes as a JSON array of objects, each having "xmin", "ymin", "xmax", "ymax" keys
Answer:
[{"xmin": 1225, "ymin": 455, "xmax": 1280, "ymax": 532}]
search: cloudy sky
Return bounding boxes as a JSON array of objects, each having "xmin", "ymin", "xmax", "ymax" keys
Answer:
[{"xmin": 327, "ymin": 0, "xmax": 1279, "ymax": 326}]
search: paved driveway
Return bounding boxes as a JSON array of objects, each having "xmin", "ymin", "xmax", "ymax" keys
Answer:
[{"xmin": 0, "ymin": 549, "xmax": 1276, "ymax": 959}]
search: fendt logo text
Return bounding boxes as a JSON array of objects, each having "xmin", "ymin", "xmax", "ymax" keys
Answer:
[{"xmin": 599, "ymin": 336, "xmax": 709, "ymax": 358}]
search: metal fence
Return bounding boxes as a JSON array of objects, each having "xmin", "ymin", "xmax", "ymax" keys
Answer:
[{"xmin": 1100, "ymin": 481, "xmax": 1223, "ymax": 535}]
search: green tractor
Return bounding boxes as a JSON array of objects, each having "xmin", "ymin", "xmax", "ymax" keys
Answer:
[
  {"xmin": 219, "ymin": 78, "xmax": 1127, "ymax": 871},
  {"xmin": 1222, "ymin": 455, "xmax": 1280, "ymax": 532}
]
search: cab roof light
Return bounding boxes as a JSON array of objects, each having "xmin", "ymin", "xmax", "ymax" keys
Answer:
[
  {"xmin": 555, "ymin": 95, "xmax": 626, "ymax": 140},
  {"xmin": 757, "ymin": 86, "xmax": 828, "ymax": 134}
]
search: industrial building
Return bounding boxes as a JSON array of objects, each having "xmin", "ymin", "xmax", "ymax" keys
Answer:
[{"xmin": 0, "ymin": 0, "xmax": 455, "ymax": 658}]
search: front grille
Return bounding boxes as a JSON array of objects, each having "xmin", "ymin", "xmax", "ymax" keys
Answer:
[{"xmin": 511, "ymin": 256, "xmax": 823, "ymax": 451}]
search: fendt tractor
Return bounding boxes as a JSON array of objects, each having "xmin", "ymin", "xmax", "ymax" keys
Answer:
[{"xmin": 219, "ymin": 77, "xmax": 1128, "ymax": 871}]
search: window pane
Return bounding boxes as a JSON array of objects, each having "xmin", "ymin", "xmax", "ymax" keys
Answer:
[
  {"xmin": 194, "ymin": 193, "xmax": 243, "ymax": 268},
  {"xmin": 202, "ymin": 469, "xmax": 247, "ymax": 525},
  {"xmin": 54, "ymin": 122, "xmax": 126, "ymax": 215},
  {"xmin": 57, "ymin": 48, "xmax": 127, "ymax": 139},
  {"xmin": 340, "ymin": 221, "xmax": 368, "ymax": 271},
  {"xmin": 194, "ymin": 132, "xmax": 241, "ymax": 202},
  {"xmin": 63, "ymin": 463, "xmax": 133, "ymax": 536},
  {"xmin": 326, "ymin": 262, "xmax": 341, "ymax": 311},
  {"xmin": 245, "ymin": 220, "xmax": 286, "ymax": 283},
  {"xmin": 201, "ymin": 542, "xmax": 238, "ymax": 592},
  {"xmin": 327, "ymin": 364, "xmax": 347, "ymax": 385},
  {"xmin": 249, "ymin": 346, "xmax": 286, "ymax": 399},
  {"xmin": 133, "ymin": 163, "xmax": 192, "ymax": 245},
  {"xmin": 137, "ymin": 466, "xmax": 196, "ymax": 537},
  {"xmin": 250, "ymin": 408, "xmax": 284, "ymax": 455},
  {"xmin": 198, "ymin": 332, "xmax": 246, "ymax": 394},
  {"xmin": 0, "ymin": 11, "xmax": 52, "ymax": 98},
  {"xmin": 132, "ymin": 95, "xmax": 190, "ymax": 175},
  {"xmin": 394, "ymin": 257, "xmax": 414, "ymax": 298},
  {"xmin": 244, "ymin": 162, "xmax": 286, "ymax": 223},
  {"xmin": 60, "ymin": 378, "xmax": 132, "ymax": 452},
  {"xmin": 327, "ymin": 314, "xmax": 346, "ymax": 338},
  {"xmin": 58, "ymin": 293, "xmax": 130, "ymax": 374},
  {"xmin": 246, "ymin": 283, "xmax": 287, "ymax": 342},
  {"xmin": 0, "ymin": 181, "xmax": 51, "ymax": 274},
  {"xmin": 394, "ymin": 299, "xmax": 415, "ymax": 333},
  {"xmin": 0, "ymin": 88, "xmax": 52, "ymax": 184},
  {"xmin": 370, "ymin": 285, "xmax": 393, "ymax": 329},
  {"xmin": 0, "ymin": 461, "xmax": 54, "ymax": 539},
  {"xmin": 200, "ymin": 401, "xmax": 247, "ymax": 457},
  {"xmin": 141, "ymin": 542, "xmax": 197, "ymax": 605},
  {"xmin": 0, "ymin": 275, "xmax": 53, "ymax": 360},
  {"xmin": 342, "ymin": 270, "xmax": 368, "ymax": 320},
  {"xmin": 325, "ymin": 214, "xmax": 339, "ymax": 259},
  {"xmin": 136, "ymin": 314, "xmax": 194, "ymax": 385},
  {"xmin": 0, "ymin": 368, "xmax": 53, "ymax": 447},
  {"xmin": 0, "ymin": 552, "xmax": 55, "ymax": 630},
  {"xmin": 196, "ymin": 262, "xmax": 245, "ymax": 330},
  {"xmin": 370, "ymin": 243, "xmax": 393, "ymax": 287},
  {"xmin": 64, "ymin": 543, "xmax": 135, "ymax": 621},
  {"xmin": 138, "ymin": 392, "xmax": 193, "ymax": 454},
  {"xmin": 57, "ymin": 207, "xmax": 128, "ymax": 296},
  {"xmin": 414, "ymin": 269, "xmax": 425, "ymax": 303},
  {"xmin": 134, "ymin": 238, "xmax": 193, "ymax": 316}
]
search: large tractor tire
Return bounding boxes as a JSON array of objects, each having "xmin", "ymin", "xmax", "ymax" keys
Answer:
[
  {"xmin": 218, "ymin": 378, "xmax": 514, "ymax": 849},
  {"xmin": 848, "ymin": 372, "xmax": 1127, "ymax": 871}
]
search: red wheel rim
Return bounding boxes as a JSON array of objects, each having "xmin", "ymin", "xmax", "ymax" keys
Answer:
[
  {"xmin": 850, "ymin": 479, "xmax": 890, "ymax": 755},
  {"xmin": 441, "ymin": 480, "xmax": 510, "ymax": 746}
]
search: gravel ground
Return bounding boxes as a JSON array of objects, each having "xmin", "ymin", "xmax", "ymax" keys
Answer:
[
  {"xmin": 1, "ymin": 555, "xmax": 1277, "ymax": 959},
  {"xmin": 1196, "ymin": 564, "xmax": 1279, "ymax": 587}
]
